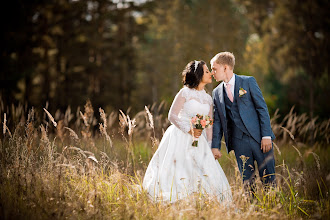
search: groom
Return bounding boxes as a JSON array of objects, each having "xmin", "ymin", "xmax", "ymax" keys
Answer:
[{"xmin": 210, "ymin": 52, "xmax": 275, "ymax": 185}]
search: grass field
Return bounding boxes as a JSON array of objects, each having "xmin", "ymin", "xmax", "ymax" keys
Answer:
[{"xmin": 0, "ymin": 102, "xmax": 329, "ymax": 219}]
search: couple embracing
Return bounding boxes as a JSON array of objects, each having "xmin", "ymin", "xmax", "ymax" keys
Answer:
[{"xmin": 142, "ymin": 52, "xmax": 276, "ymax": 203}]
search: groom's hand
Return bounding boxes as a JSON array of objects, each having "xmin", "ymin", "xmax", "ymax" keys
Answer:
[
  {"xmin": 212, "ymin": 148, "xmax": 222, "ymax": 160},
  {"xmin": 188, "ymin": 128, "xmax": 203, "ymax": 138},
  {"xmin": 261, "ymin": 139, "xmax": 272, "ymax": 153}
]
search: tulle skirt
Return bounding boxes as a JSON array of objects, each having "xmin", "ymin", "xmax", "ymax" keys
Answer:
[{"xmin": 142, "ymin": 125, "xmax": 232, "ymax": 203}]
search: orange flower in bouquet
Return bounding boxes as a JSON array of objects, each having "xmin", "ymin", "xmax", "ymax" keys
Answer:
[{"xmin": 190, "ymin": 114, "xmax": 213, "ymax": 147}]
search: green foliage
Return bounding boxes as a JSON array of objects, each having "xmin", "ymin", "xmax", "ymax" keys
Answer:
[
  {"xmin": 137, "ymin": 0, "xmax": 249, "ymax": 105},
  {"xmin": 1, "ymin": 0, "xmax": 149, "ymax": 112},
  {"xmin": 238, "ymin": 0, "xmax": 330, "ymax": 119},
  {"xmin": 0, "ymin": 0, "xmax": 329, "ymax": 128}
]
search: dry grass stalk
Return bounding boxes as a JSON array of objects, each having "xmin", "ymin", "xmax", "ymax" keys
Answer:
[
  {"xmin": 87, "ymin": 155, "xmax": 98, "ymax": 164},
  {"xmin": 119, "ymin": 110, "xmax": 127, "ymax": 135},
  {"xmin": 79, "ymin": 101, "xmax": 96, "ymax": 143},
  {"xmin": 40, "ymin": 124, "xmax": 49, "ymax": 143},
  {"xmin": 144, "ymin": 106, "xmax": 154, "ymax": 129},
  {"xmin": 308, "ymin": 152, "xmax": 321, "ymax": 171},
  {"xmin": 80, "ymin": 111, "xmax": 88, "ymax": 127},
  {"xmin": 27, "ymin": 107, "xmax": 35, "ymax": 123},
  {"xmin": 271, "ymin": 107, "xmax": 329, "ymax": 146},
  {"xmin": 3, "ymin": 113, "xmax": 6, "ymax": 134},
  {"xmin": 57, "ymin": 120, "xmax": 65, "ymax": 142},
  {"xmin": 43, "ymin": 108, "xmax": 57, "ymax": 127},
  {"xmin": 0, "ymin": 101, "xmax": 329, "ymax": 219},
  {"xmin": 119, "ymin": 110, "xmax": 136, "ymax": 136},
  {"xmin": 127, "ymin": 115, "xmax": 136, "ymax": 136},
  {"xmin": 99, "ymin": 108, "xmax": 107, "ymax": 129},
  {"xmin": 119, "ymin": 110, "xmax": 137, "ymax": 171},
  {"xmin": 65, "ymin": 146, "xmax": 87, "ymax": 157},
  {"xmin": 64, "ymin": 106, "xmax": 74, "ymax": 125},
  {"xmin": 99, "ymin": 108, "xmax": 113, "ymax": 148},
  {"xmin": 64, "ymin": 127, "xmax": 79, "ymax": 141},
  {"xmin": 2, "ymin": 113, "xmax": 12, "ymax": 138},
  {"xmin": 291, "ymin": 145, "xmax": 303, "ymax": 159},
  {"xmin": 83, "ymin": 100, "xmax": 94, "ymax": 125},
  {"xmin": 273, "ymin": 142, "xmax": 281, "ymax": 155},
  {"xmin": 144, "ymin": 105, "xmax": 160, "ymax": 148},
  {"xmin": 280, "ymin": 126, "xmax": 295, "ymax": 140}
]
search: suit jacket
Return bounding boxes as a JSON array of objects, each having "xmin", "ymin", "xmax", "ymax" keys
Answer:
[{"xmin": 212, "ymin": 74, "xmax": 275, "ymax": 153}]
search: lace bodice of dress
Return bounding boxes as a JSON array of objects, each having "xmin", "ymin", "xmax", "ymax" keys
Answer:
[{"xmin": 168, "ymin": 87, "xmax": 213, "ymax": 146}]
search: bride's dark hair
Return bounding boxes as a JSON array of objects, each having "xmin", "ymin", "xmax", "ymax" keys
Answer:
[{"xmin": 182, "ymin": 60, "xmax": 206, "ymax": 89}]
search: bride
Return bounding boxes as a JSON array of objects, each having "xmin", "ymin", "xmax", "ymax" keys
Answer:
[{"xmin": 143, "ymin": 60, "xmax": 232, "ymax": 203}]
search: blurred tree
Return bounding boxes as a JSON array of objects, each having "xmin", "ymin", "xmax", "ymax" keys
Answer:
[
  {"xmin": 238, "ymin": 0, "xmax": 330, "ymax": 119},
  {"xmin": 1, "ymin": 0, "xmax": 328, "ymax": 121},
  {"xmin": 136, "ymin": 0, "xmax": 249, "ymax": 109},
  {"xmin": 0, "ymin": 0, "xmax": 43, "ymax": 109},
  {"xmin": 0, "ymin": 0, "xmax": 148, "ymax": 113}
]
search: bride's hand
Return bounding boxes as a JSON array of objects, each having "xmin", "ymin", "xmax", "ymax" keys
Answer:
[
  {"xmin": 188, "ymin": 128, "xmax": 202, "ymax": 138},
  {"xmin": 212, "ymin": 148, "xmax": 222, "ymax": 159}
]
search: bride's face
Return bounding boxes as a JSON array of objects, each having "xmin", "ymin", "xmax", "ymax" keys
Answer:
[{"xmin": 201, "ymin": 64, "xmax": 213, "ymax": 84}]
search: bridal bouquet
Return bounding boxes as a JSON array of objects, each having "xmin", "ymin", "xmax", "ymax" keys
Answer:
[{"xmin": 190, "ymin": 114, "xmax": 213, "ymax": 147}]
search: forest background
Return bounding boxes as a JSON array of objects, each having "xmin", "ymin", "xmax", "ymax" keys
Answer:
[{"xmin": 1, "ymin": 0, "xmax": 329, "ymax": 121}]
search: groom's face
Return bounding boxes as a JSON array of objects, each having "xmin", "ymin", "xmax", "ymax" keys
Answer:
[{"xmin": 211, "ymin": 62, "xmax": 225, "ymax": 82}]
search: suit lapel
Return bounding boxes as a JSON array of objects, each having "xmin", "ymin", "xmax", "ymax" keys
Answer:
[
  {"xmin": 234, "ymin": 74, "xmax": 240, "ymax": 105},
  {"xmin": 216, "ymin": 82, "xmax": 226, "ymax": 119}
]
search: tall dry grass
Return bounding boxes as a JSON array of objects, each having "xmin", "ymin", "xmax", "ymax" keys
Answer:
[
  {"xmin": 271, "ymin": 107, "xmax": 330, "ymax": 147},
  {"xmin": 0, "ymin": 100, "xmax": 329, "ymax": 219}
]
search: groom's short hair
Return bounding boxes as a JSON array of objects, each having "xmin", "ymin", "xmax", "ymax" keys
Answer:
[{"xmin": 211, "ymin": 52, "xmax": 235, "ymax": 70}]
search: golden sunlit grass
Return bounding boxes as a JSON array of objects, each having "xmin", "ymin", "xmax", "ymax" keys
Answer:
[{"xmin": 0, "ymin": 101, "xmax": 329, "ymax": 219}]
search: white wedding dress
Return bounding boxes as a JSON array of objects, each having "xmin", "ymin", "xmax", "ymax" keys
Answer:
[{"xmin": 143, "ymin": 87, "xmax": 232, "ymax": 203}]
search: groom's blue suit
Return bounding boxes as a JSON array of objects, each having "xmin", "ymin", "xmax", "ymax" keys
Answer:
[{"xmin": 212, "ymin": 74, "xmax": 275, "ymax": 184}]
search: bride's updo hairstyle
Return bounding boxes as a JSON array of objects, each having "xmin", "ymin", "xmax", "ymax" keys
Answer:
[{"xmin": 182, "ymin": 60, "xmax": 206, "ymax": 89}]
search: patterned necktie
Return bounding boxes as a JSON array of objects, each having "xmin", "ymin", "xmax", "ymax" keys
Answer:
[{"xmin": 226, "ymin": 83, "xmax": 233, "ymax": 102}]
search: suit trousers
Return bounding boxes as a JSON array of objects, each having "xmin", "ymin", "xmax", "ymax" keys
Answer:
[{"xmin": 232, "ymin": 133, "xmax": 276, "ymax": 185}]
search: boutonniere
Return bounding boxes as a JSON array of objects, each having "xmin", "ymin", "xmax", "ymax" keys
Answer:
[{"xmin": 239, "ymin": 87, "xmax": 247, "ymax": 97}]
